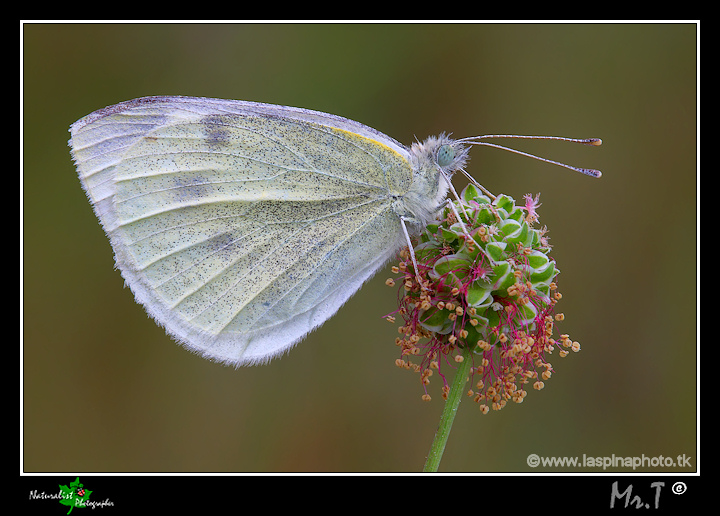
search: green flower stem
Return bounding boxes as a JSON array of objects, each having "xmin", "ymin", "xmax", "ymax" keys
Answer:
[{"xmin": 423, "ymin": 345, "xmax": 474, "ymax": 472}]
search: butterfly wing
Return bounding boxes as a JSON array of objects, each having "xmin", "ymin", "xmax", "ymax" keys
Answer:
[{"xmin": 69, "ymin": 96, "xmax": 413, "ymax": 365}]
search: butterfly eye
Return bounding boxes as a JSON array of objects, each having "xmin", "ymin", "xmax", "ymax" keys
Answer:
[{"xmin": 437, "ymin": 144, "xmax": 455, "ymax": 168}]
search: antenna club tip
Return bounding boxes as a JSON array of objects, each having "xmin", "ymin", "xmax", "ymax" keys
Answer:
[
  {"xmin": 587, "ymin": 138, "xmax": 602, "ymax": 146},
  {"xmin": 579, "ymin": 167, "xmax": 603, "ymax": 178}
]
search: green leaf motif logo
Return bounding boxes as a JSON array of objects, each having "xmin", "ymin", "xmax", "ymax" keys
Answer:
[{"xmin": 58, "ymin": 477, "xmax": 92, "ymax": 514}]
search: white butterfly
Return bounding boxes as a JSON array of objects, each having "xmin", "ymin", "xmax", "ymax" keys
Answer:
[{"xmin": 69, "ymin": 96, "xmax": 600, "ymax": 366}]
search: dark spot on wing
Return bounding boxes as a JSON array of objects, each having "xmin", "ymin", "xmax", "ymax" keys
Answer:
[
  {"xmin": 172, "ymin": 175, "xmax": 212, "ymax": 202},
  {"xmin": 201, "ymin": 114, "xmax": 239, "ymax": 150},
  {"xmin": 207, "ymin": 231, "xmax": 235, "ymax": 252}
]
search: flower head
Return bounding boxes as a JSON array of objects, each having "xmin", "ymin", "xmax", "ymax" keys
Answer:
[{"xmin": 387, "ymin": 185, "xmax": 580, "ymax": 413}]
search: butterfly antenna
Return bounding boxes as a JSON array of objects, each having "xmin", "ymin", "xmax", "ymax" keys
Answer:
[{"xmin": 458, "ymin": 135, "xmax": 602, "ymax": 178}]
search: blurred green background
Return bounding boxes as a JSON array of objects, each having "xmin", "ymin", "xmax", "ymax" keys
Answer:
[{"xmin": 22, "ymin": 23, "xmax": 696, "ymax": 472}]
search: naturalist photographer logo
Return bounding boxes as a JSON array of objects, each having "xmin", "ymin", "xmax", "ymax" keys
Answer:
[
  {"xmin": 27, "ymin": 477, "xmax": 113, "ymax": 513},
  {"xmin": 58, "ymin": 477, "xmax": 91, "ymax": 514}
]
